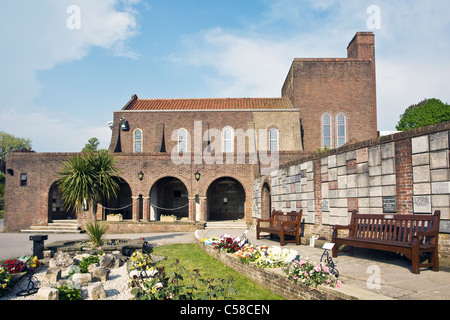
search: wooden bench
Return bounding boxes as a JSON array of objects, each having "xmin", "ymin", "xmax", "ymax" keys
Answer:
[
  {"xmin": 256, "ymin": 210, "xmax": 302, "ymax": 246},
  {"xmin": 332, "ymin": 210, "xmax": 441, "ymax": 274}
]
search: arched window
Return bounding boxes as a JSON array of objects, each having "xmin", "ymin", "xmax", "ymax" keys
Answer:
[
  {"xmin": 222, "ymin": 127, "xmax": 234, "ymax": 153},
  {"xmin": 336, "ymin": 114, "xmax": 348, "ymax": 148},
  {"xmin": 269, "ymin": 128, "xmax": 279, "ymax": 151},
  {"xmin": 322, "ymin": 114, "xmax": 332, "ymax": 149},
  {"xmin": 178, "ymin": 128, "xmax": 187, "ymax": 153},
  {"xmin": 133, "ymin": 129, "xmax": 143, "ymax": 153}
]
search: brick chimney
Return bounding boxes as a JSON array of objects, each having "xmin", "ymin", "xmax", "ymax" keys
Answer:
[{"xmin": 347, "ymin": 32, "xmax": 375, "ymax": 61}]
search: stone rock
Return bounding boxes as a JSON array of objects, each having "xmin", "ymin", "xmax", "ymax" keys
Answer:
[
  {"xmin": 91, "ymin": 266, "xmax": 110, "ymax": 282},
  {"xmin": 72, "ymin": 254, "xmax": 91, "ymax": 266},
  {"xmin": 72, "ymin": 273, "xmax": 92, "ymax": 287},
  {"xmin": 99, "ymin": 254, "xmax": 121, "ymax": 269},
  {"xmin": 87, "ymin": 263, "xmax": 99, "ymax": 273},
  {"xmin": 88, "ymin": 282, "xmax": 106, "ymax": 300},
  {"xmin": 49, "ymin": 251, "xmax": 73, "ymax": 269},
  {"xmin": 43, "ymin": 268, "xmax": 61, "ymax": 284},
  {"xmin": 56, "ymin": 279, "xmax": 81, "ymax": 290},
  {"xmin": 36, "ymin": 287, "xmax": 59, "ymax": 300}
]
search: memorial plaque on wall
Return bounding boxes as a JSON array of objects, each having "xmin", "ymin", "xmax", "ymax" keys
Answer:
[
  {"xmin": 382, "ymin": 196, "xmax": 397, "ymax": 213},
  {"xmin": 440, "ymin": 220, "xmax": 450, "ymax": 234}
]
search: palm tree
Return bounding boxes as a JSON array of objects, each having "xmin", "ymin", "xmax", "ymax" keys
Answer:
[{"xmin": 57, "ymin": 150, "xmax": 120, "ymax": 222}]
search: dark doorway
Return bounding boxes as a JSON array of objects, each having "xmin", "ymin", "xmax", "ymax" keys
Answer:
[
  {"xmin": 207, "ymin": 177, "xmax": 245, "ymax": 221},
  {"xmin": 103, "ymin": 178, "xmax": 132, "ymax": 219},
  {"xmin": 48, "ymin": 182, "xmax": 76, "ymax": 222},
  {"xmin": 149, "ymin": 177, "xmax": 189, "ymax": 220}
]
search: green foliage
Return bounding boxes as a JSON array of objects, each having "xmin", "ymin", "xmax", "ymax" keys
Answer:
[
  {"xmin": 396, "ymin": 98, "xmax": 450, "ymax": 131},
  {"xmin": 82, "ymin": 137, "xmax": 100, "ymax": 153},
  {"xmin": 57, "ymin": 285, "xmax": 82, "ymax": 300},
  {"xmin": 131, "ymin": 259, "xmax": 237, "ymax": 300},
  {"xmin": 85, "ymin": 221, "xmax": 109, "ymax": 247},
  {"xmin": 57, "ymin": 150, "xmax": 120, "ymax": 221},
  {"xmin": 78, "ymin": 255, "xmax": 100, "ymax": 273},
  {"xmin": 0, "ymin": 131, "xmax": 32, "ymax": 162}
]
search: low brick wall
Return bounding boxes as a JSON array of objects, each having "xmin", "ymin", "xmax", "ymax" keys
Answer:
[
  {"xmin": 100, "ymin": 221, "xmax": 205, "ymax": 234},
  {"xmin": 196, "ymin": 239, "xmax": 354, "ymax": 300}
]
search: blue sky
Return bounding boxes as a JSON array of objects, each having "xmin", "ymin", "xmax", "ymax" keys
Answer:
[{"xmin": 1, "ymin": 0, "xmax": 449, "ymax": 152}]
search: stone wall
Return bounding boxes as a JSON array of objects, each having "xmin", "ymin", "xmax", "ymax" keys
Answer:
[{"xmin": 252, "ymin": 121, "xmax": 450, "ymax": 266}]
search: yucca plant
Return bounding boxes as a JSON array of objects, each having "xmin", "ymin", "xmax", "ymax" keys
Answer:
[
  {"xmin": 85, "ymin": 221, "xmax": 109, "ymax": 247},
  {"xmin": 57, "ymin": 150, "xmax": 120, "ymax": 222}
]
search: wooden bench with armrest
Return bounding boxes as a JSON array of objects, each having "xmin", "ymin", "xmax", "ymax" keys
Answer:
[
  {"xmin": 256, "ymin": 209, "xmax": 303, "ymax": 246},
  {"xmin": 332, "ymin": 210, "xmax": 440, "ymax": 274}
]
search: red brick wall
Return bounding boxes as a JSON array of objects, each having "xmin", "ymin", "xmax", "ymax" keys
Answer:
[{"xmin": 282, "ymin": 32, "xmax": 377, "ymax": 152}]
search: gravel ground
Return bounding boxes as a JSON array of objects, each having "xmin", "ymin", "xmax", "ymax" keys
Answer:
[{"xmin": 0, "ymin": 262, "xmax": 134, "ymax": 300}]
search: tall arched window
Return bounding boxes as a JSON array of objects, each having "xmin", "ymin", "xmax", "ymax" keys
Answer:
[
  {"xmin": 336, "ymin": 114, "xmax": 348, "ymax": 148},
  {"xmin": 133, "ymin": 129, "xmax": 143, "ymax": 153},
  {"xmin": 322, "ymin": 114, "xmax": 332, "ymax": 149},
  {"xmin": 269, "ymin": 128, "xmax": 279, "ymax": 151},
  {"xmin": 223, "ymin": 127, "xmax": 234, "ymax": 153},
  {"xmin": 178, "ymin": 128, "xmax": 187, "ymax": 153}
]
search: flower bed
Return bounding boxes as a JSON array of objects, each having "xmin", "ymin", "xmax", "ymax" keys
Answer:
[{"xmin": 200, "ymin": 234, "xmax": 342, "ymax": 295}]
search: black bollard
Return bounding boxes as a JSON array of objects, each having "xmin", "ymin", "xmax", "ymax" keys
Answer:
[{"xmin": 29, "ymin": 235, "xmax": 48, "ymax": 259}]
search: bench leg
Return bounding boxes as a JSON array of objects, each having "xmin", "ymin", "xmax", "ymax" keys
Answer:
[
  {"xmin": 280, "ymin": 231, "xmax": 285, "ymax": 246},
  {"xmin": 411, "ymin": 246, "xmax": 420, "ymax": 274},
  {"xmin": 431, "ymin": 249, "xmax": 439, "ymax": 272}
]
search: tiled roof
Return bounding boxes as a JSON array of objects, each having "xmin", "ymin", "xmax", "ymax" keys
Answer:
[{"xmin": 122, "ymin": 97, "xmax": 295, "ymax": 111}]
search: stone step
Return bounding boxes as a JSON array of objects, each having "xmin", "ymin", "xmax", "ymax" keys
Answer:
[
  {"xmin": 205, "ymin": 220, "xmax": 249, "ymax": 229},
  {"xmin": 21, "ymin": 220, "xmax": 83, "ymax": 234}
]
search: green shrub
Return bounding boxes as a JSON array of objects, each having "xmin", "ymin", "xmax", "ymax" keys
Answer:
[
  {"xmin": 85, "ymin": 221, "xmax": 109, "ymax": 247},
  {"xmin": 57, "ymin": 285, "xmax": 82, "ymax": 300}
]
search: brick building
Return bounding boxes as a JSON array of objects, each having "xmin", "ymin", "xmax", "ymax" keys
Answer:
[{"xmin": 3, "ymin": 32, "xmax": 378, "ymax": 232}]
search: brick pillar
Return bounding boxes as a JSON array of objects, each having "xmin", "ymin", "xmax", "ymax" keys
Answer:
[
  {"xmin": 142, "ymin": 196, "xmax": 150, "ymax": 222},
  {"xmin": 188, "ymin": 197, "xmax": 196, "ymax": 222},
  {"xmin": 199, "ymin": 196, "xmax": 207, "ymax": 222},
  {"xmin": 132, "ymin": 196, "xmax": 140, "ymax": 221}
]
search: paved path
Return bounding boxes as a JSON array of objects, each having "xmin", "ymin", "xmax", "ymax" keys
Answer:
[{"xmin": 1, "ymin": 222, "xmax": 449, "ymax": 300}]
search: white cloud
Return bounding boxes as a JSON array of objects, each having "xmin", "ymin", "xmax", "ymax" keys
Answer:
[{"xmin": 0, "ymin": 0, "xmax": 141, "ymax": 151}]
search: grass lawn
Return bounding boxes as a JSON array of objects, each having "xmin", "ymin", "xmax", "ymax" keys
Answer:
[{"xmin": 150, "ymin": 243, "xmax": 285, "ymax": 300}]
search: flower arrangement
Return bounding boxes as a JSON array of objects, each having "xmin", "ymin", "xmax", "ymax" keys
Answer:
[
  {"xmin": 2, "ymin": 259, "xmax": 27, "ymax": 274},
  {"xmin": 0, "ymin": 266, "xmax": 11, "ymax": 291},
  {"xmin": 284, "ymin": 259, "xmax": 341, "ymax": 289},
  {"xmin": 129, "ymin": 251, "xmax": 154, "ymax": 272},
  {"xmin": 213, "ymin": 235, "xmax": 244, "ymax": 254}
]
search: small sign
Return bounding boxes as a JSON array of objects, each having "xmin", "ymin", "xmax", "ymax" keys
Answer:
[
  {"xmin": 382, "ymin": 196, "xmax": 397, "ymax": 213},
  {"xmin": 440, "ymin": 220, "xmax": 450, "ymax": 234},
  {"xmin": 322, "ymin": 242, "xmax": 335, "ymax": 250}
]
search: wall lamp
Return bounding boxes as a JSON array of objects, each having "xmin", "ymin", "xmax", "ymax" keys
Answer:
[
  {"xmin": 7, "ymin": 169, "xmax": 14, "ymax": 176},
  {"xmin": 138, "ymin": 171, "xmax": 144, "ymax": 181},
  {"xmin": 119, "ymin": 117, "xmax": 129, "ymax": 131},
  {"xmin": 195, "ymin": 171, "xmax": 201, "ymax": 181}
]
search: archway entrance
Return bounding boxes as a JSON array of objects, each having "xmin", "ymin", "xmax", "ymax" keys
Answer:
[
  {"xmin": 103, "ymin": 178, "xmax": 132, "ymax": 219},
  {"xmin": 48, "ymin": 182, "xmax": 76, "ymax": 222},
  {"xmin": 207, "ymin": 177, "xmax": 245, "ymax": 221},
  {"xmin": 149, "ymin": 177, "xmax": 189, "ymax": 220},
  {"xmin": 261, "ymin": 182, "xmax": 272, "ymax": 220}
]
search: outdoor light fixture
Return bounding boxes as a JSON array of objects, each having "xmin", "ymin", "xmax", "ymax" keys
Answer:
[
  {"xmin": 195, "ymin": 171, "xmax": 201, "ymax": 181},
  {"xmin": 119, "ymin": 118, "xmax": 129, "ymax": 131},
  {"xmin": 138, "ymin": 171, "xmax": 144, "ymax": 181},
  {"xmin": 6, "ymin": 169, "xmax": 14, "ymax": 176}
]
